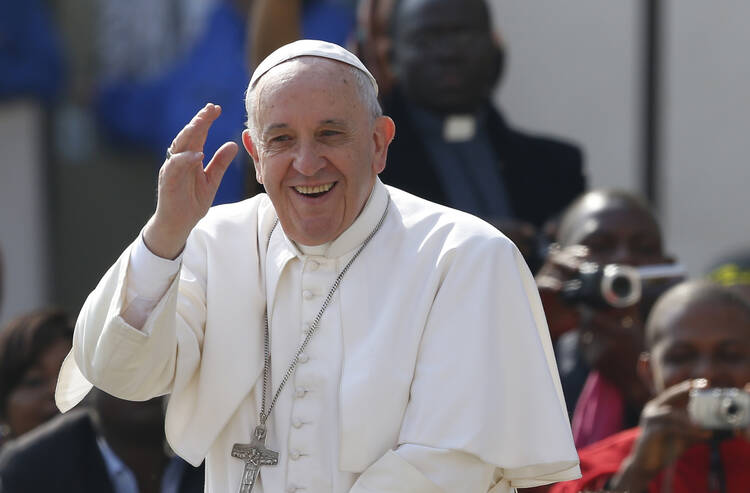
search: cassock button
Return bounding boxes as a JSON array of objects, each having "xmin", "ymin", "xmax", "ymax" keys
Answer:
[
  {"xmin": 290, "ymin": 449, "xmax": 302, "ymax": 460},
  {"xmin": 292, "ymin": 418, "xmax": 303, "ymax": 428},
  {"xmin": 287, "ymin": 486, "xmax": 298, "ymax": 493},
  {"xmin": 303, "ymin": 289, "xmax": 314, "ymax": 300},
  {"xmin": 298, "ymin": 352, "xmax": 309, "ymax": 363},
  {"xmin": 295, "ymin": 387, "xmax": 307, "ymax": 398},
  {"xmin": 302, "ymin": 322, "xmax": 311, "ymax": 334},
  {"xmin": 308, "ymin": 260, "xmax": 319, "ymax": 271}
]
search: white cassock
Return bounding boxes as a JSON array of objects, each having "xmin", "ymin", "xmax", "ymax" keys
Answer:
[{"xmin": 56, "ymin": 179, "xmax": 580, "ymax": 492}]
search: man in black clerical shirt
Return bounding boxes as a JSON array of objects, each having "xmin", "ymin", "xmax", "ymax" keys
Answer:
[{"xmin": 379, "ymin": 0, "xmax": 585, "ymax": 270}]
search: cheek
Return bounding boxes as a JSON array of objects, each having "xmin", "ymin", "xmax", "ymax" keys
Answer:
[
  {"xmin": 654, "ymin": 363, "xmax": 690, "ymax": 390},
  {"xmin": 721, "ymin": 360, "xmax": 750, "ymax": 388},
  {"xmin": 258, "ymin": 158, "xmax": 286, "ymax": 190}
]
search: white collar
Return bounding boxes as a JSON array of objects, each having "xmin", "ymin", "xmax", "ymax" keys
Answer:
[
  {"xmin": 264, "ymin": 178, "xmax": 389, "ymax": 312},
  {"xmin": 279, "ymin": 177, "xmax": 388, "ymax": 260}
]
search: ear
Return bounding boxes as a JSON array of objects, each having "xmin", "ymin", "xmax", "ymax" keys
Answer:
[
  {"xmin": 489, "ymin": 37, "xmax": 505, "ymax": 87},
  {"xmin": 242, "ymin": 129, "xmax": 263, "ymax": 184},
  {"xmin": 372, "ymin": 116, "xmax": 396, "ymax": 175},
  {"xmin": 637, "ymin": 352, "xmax": 657, "ymax": 397}
]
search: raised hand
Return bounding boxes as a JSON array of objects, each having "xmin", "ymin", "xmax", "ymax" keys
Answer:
[
  {"xmin": 144, "ymin": 104, "xmax": 239, "ymax": 259},
  {"xmin": 535, "ymin": 244, "xmax": 589, "ymax": 341}
]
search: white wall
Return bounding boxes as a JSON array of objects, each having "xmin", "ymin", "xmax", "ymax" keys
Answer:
[
  {"xmin": 491, "ymin": 1, "xmax": 750, "ymax": 276},
  {"xmin": 0, "ymin": 101, "xmax": 50, "ymax": 327},
  {"xmin": 662, "ymin": 0, "xmax": 750, "ymax": 274},
  {"xmin": 492, "ymin": 0, "xmax": 641, "ymax": 191}
]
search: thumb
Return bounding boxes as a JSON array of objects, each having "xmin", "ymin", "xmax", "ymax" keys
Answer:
[{"xmin": 205, "ymin": 141, "xmax": 239, "ymax": 190}]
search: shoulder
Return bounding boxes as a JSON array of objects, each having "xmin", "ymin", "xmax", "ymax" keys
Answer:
[
  {"xmin": 0, "ymin": 409, "xmax": 94, "ymax": 473},
  {"xmin": 386, "ymin": 185, "xmax": 515, "ymax": 252},
  {"xmin": 576, "ymin": 428, "xmax": 640, "ymax": 484},
  {"xmin": 551, "ymin": 428, "xmax": 641, "ymax": 493},
  {"xmin": 188, "ymin": 193, "xmax": 275, "ymax": 250},
  {"xmin": 579, "ymin": 427, "xmax": 641, "ymax": 459},
  {"xmin": 198, "ymin": 193, "xmax": 271, "ymax": 231},
  {"xmin": 489, "ymin": 107, "xmax": 583, "ymax": 167}
]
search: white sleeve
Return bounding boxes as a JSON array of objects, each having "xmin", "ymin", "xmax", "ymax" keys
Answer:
[{"xmin": 121, "ymin": 234, "xmax": 182, "ymax": 331}]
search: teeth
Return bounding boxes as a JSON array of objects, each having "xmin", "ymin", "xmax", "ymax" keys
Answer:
[{"xmin": 295, "ymin": 183, "xmax": 334, "ymax": 195}]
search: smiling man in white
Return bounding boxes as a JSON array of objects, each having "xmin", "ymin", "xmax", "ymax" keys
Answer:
[{"xmin": 56, "ymin": 40, "xmax": 579, "ymax": 493}]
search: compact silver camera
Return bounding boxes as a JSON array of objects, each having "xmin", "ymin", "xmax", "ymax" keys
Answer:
[
  {"xmin": 561, "ymin": 262, "xmax": 686, "ymax": 309},
  {"xmin": 688, "ymin": 387, "xmax": 750, "ymax": 430}
]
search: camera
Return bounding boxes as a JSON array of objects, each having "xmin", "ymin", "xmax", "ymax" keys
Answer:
[
  {"xmin": 561, "ymin": 262, "xmax": 686, "ymax": 309},
  {"xmin": 688, "ymin": 387, "xmax": 750, "ymax": 430}
]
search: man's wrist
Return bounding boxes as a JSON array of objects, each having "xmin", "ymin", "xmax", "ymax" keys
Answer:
[{"xmin": 143, "ymin": 216, "xmax": 189, "ymax": 260}]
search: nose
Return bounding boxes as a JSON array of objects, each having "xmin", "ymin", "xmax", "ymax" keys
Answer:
[
  {"xmin": 292, "ymin": 139, "xmax": 326, "ymax": 177},
  {"xmin": 609, "ymin": 242, "xmax": 635, "ymax": 266},
  {"xmin": 691, "ymin": 356, "xmax": 731, "ymax": 386}
]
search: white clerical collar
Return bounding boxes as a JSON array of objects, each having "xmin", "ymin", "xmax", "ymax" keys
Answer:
[{"xmin": 290, "ymin": 177, "xmax": 388, "ymax": 259}]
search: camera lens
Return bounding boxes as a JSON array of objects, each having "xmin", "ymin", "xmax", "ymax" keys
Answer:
[
  {"xmin": 726, "ymin": 402, "xmax": 739, "ymax": 416},
  {"xmin": 721, "ymin": 396, "xmax": 742, "ymax": 425},
  {"xmin": 611, "ymin": 276, "xmax": 632, "ymax": 298},
  {"xmin": 601, "ymin": 265, "xmax": 641, "ymax": 308}
]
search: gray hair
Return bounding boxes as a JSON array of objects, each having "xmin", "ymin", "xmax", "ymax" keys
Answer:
[{"xmin": 244, "ymin": 59, "xmax": 382, "ymax": 143}]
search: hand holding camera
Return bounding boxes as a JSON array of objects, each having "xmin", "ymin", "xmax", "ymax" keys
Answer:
[
  {"xmin": 561, "ymin": 262, "xmax": 686, "ymax": 309},
  {"xmin": 611, "ymin": 380, "xmax": 750, "ymax": 491},
  {"xmin": 536, "ymin": 243, "xmax": 684, "ymax": 340},
  {"xmin": 689, "ymin": 386, "xmax": 750, "ymax": 431}
]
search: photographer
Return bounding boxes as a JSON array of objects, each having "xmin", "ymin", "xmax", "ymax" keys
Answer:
[
  {"xmin": 536, "ymin": 190, "xmax": 677, "ymax": 447},
  {"xmin": 552, "ymin": 280, "xmax": 750, "ymax": 493}
]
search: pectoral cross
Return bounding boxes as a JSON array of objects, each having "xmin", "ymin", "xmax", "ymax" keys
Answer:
[{"xmin": 232, "ymin": 425, "xmax": 279, "ymax": 493}]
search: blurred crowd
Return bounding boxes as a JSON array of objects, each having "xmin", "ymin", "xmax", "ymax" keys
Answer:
[{"xmin": 2, "ymin": 0, "xmax": 750, "ymax": 492}]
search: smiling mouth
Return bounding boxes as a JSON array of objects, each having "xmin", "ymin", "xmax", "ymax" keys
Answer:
[{"xmin": 293, "ymin": 182, "xmax": 336, "ymax": 198}]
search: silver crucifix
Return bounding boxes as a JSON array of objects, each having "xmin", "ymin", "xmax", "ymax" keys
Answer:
[{"xmin": 232, "ymin": 425, "xmax": 279, "ymax": 493}]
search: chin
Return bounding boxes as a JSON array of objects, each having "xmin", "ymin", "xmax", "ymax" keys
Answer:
[{"xmin": 291, "ymin": 223, "xmax": 339, "ymax": 246}]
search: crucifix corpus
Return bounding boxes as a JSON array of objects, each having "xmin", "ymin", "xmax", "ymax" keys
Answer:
[{"xmin": 231, "ymin": 425, "xmax": 279, "ymax": 493}]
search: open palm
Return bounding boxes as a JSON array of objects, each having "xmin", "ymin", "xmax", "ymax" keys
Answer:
[{"xmin": 145, "ymin": 103, "xmax": 239, "ymax": 259}]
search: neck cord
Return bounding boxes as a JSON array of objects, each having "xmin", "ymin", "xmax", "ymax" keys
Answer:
[{"xmin": 708, "ymin": 431, "xmax": 729, "ymax": 493}]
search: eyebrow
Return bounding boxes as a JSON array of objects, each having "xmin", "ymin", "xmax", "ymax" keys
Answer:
[
  {"xmin": 262, "ymin": 123, "xmax": 289, "ymax": 138},
  {"xmin": 321, "ymin": 119, "xmax": 347, "ymax": 127},
  {"xmin": 262, "ymin": 119, "xmax": 350, "ymax": 138}
]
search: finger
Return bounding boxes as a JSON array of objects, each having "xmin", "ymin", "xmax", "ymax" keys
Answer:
[
  {"xmin": 550, "ymin": 250, "xmax": 585, "ymax": 273},
  {"xmin": 170, "ymin": 103, "xmax": 222, "ymax": 154},
  {"xmin": 161, "ymin": 151, "xmax": 204, "ymax": 178},
  {"xmin": 565, "ymin": 244, "xmax": 590, "ymax": 258},
  {"xmin": 657, "ymin": 379, "xmax": 708, "ymax": 407},
  {"xmin": 536, "ymin": 274, "xmax": 563, "ymax": 291},
  {"xmin": 205, "ymin": 141, "xmax": 239, "ymax": 190},
  {"xmin": 642, "ymin": 412, "xmax": 713, "ymax": 446}
]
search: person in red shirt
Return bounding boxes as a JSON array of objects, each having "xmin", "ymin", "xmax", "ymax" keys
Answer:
[{"xmin": 552, "ymin": 280, "xmax": 750, "ymax": 493}]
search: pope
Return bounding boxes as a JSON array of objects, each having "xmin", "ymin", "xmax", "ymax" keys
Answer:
[{"xmin": 56, "ymin": 40, "xmax": 579, "ymax": 492}]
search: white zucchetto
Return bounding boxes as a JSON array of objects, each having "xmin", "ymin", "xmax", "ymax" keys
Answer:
[{"xmin": 249, "ymin": 39, "xmax": 378, "ymax": 95}]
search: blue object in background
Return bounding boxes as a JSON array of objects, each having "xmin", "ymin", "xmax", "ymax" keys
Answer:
[
  {"xmin": 95, "ymin": 0, "xmax": 357, "ymax": 205},
  {"xmin": 96, "ymin": 1, "xmax": 249, "ymax": 205},
  {"xmin": 0, "ymin": 0, "xmax": 65, "ymax": 103},
  {"xmin": 302, "ymin": 0, "xmax": 356, "ymax": 48}
]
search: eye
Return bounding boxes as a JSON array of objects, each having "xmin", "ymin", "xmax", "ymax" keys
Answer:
[
  {"xmin": 662, "ymin": 348, "xmax": 696, "ymax": 366},
  {"xmin": 581, "ymin": 236, "xmax": 615, "ymax": 256},
  {"xmin": 631, "ymin": 238, "xmax": 660, "ymax": 256},
  {"xmin": 320, "ymin": 129, "xmax": 342, "ymax": 137},
  {"xmin": 717, "ymin": 347, "xmax": 750, "ymax": 365},
  {"xmin": 270, "ymin": 134, "xmax": 292, "ymax": 143}
]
